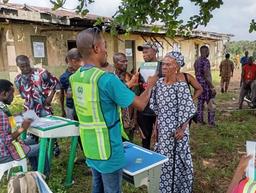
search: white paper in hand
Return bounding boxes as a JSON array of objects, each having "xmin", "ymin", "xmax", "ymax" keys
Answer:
[
  {"xmin": 22, "ymin": 110, "xmax": 40, "ymax": 121},
  {"xmin": 14, "ymin": 115, "xmax": 23, "ymax": 125},
  {"xmin": 246, "ymin": 141, "xmax": 256, "ymax": 180},
  {"xmin": 140, "ymin": 62, "xmax": 158, "ymax": 81}
]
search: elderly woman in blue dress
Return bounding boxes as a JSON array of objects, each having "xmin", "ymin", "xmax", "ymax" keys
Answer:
[{"xmin": 150, "ymin": 51, "xmax": 201, "ymax": 193}]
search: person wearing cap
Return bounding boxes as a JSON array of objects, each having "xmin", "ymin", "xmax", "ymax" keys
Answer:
[
  {"xmin": 194, "ymin": 45, "xmax": 216, "ymax": 127},
  {"xmin": 137, "ymin": 41, "xmax": 161, "ymax": 149},
  {"xmin": 70, "ymin": 28, "xmax": 158, "ymax": 193},
  {"xmin": 149, "ymin": 51, "xmax": 196, "ymax": 193}
]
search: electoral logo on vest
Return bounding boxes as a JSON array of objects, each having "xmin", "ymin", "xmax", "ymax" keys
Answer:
[
  {"xmin": 75, "ymin": 85, "xmax": 86, "ymax": 106},
  {"xmin": 77, "ymin": 86, "xmax": 83, "ymax": 94}
]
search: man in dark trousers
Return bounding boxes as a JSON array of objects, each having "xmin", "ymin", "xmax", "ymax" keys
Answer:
[
  {"xmin": 239, "ymin": 56, "xmax": 256, "ymax": 109},
  {"xmin": 137, "ymin": 42, "xmax": 161, "ymax": 149},
  {"xmin": 194, "ymin": 46, "xmax": 216, "ymax": 127}
]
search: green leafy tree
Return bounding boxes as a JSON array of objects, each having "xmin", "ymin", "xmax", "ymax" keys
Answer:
[
  {"xmin": 49, "ymin": 0, "xmax": 256, "ymax": 35},
  {"xmin": 226, "ymin": 41, "xmax": 256, "ymax": 56},
  {"xmin": 3, "ymin": 0, "xmax": 256, "ymax": 35},
  {"xmin": 51, "ymin": 0, "xmax": 225, "ymax": 36}
]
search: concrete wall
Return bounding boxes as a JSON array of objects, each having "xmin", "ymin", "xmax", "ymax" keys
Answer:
[{"xmin": 0, "ymin": 23, "xmax": 227, "ymax": 81}]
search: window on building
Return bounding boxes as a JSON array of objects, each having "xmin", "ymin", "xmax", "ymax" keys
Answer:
[{"xmin": 67, "ymin": 40, "xmax": 76, "ymax": 50}]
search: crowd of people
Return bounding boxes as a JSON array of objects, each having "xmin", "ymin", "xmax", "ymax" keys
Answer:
[
  {"xmin": 218, "ymin": 50, "xmax": 256, "ymax": 109},
  {"xmin": 0, "ymin": 26, "xmax": 256, "ymax": 193}
]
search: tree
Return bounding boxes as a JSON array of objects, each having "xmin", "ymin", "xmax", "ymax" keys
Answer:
[
  {"xmin": 3, "ymin": 0, "xmax": 256, "ymax": 35},
  {"xmin": 50, "ymin": 0, "xmax": 256, "ymax": 35},
  {"xmin": 50, "ymin": 0, "xmax": 224, "ymax": 36},
  {"xmin": 226, "ymin": 41, "xmax": 256, "ymax": 56}
]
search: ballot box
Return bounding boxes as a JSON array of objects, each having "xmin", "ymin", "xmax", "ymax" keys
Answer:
[{"xmin": 123, "ymin": 142, "xmax": 168, "ymax": 193}]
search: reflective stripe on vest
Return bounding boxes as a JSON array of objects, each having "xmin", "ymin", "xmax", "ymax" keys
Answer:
[
  {"xmin": 12, "ymin": 141, "xmax": 26, "ymax": 159},
  {"xmin": 243, "ymin": 179, "xmax": 254, "ymax": 193},
  {"xmin": 247, "ymin": 181, "xmax": 256, "ymax": 193},
  {"xmin": 70, "ymin": 67, "xmax": 125, "ymax": 160},
  {"xmin": 237, "ymin": 178, "xmax": 249, "ymax": 193}
]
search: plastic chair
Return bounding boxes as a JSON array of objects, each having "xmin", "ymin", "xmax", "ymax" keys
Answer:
[{"xmin": 0, "ymin": 158, "xmax": 27, "ymax": 181}]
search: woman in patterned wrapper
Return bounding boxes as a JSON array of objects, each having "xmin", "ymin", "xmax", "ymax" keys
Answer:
[{"xmin": 150, "ymin": 51, "xmax": 197, "ymax": 193}]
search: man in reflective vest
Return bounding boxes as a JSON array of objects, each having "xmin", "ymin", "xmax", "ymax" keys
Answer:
[{"xmin": 70, "ymin": 27, "xmax": 157, "ymax": 193}]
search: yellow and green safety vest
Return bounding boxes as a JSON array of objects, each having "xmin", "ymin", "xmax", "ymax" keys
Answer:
[
  {"xmin": 0, "ymin": 103, "xmax": 26, "ymax": 159},
  {"xmin": 70, "ymin": 67, "xmax": 128, "ymax": 160}
]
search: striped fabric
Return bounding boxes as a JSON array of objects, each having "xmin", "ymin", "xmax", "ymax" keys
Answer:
[{"xmin": 233, "ymin": 178, "xmax": 256, "ymax": 193}]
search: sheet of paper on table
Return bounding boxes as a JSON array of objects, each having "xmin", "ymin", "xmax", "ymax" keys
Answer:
[
  {"xmin": 15, "ymin": 110, "xmax": 39, "ymax": 125},
  {"xmin": 14, "ymin": 110, "xmax": 67, "ymax": 129},
  {"xmin": 31, "ymin": 117, "xmax": 67, "ymax": 128}
]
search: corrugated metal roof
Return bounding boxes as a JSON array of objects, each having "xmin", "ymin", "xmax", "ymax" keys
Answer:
[
  {"xmin": 0, "ymin": 2, "xmax": 109, "ymax": 20},
  {"xmin": 0, "ymin": 2, "xmax": 233, "ymax": 39}
]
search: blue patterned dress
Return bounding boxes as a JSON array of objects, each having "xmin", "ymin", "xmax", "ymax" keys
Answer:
[{"xmin": 150, "ymin": 78, "xmax": 196, "ymax": 193}]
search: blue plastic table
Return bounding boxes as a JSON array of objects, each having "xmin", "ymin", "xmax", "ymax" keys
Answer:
[{"xmin": 123, "ymin": 142, "xmax": 168, "ymax": 193}]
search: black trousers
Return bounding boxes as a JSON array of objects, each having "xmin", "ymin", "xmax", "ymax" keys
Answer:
[{"xmin": 137, "ymin": 113, "xmax": 156, "ymax": 149}]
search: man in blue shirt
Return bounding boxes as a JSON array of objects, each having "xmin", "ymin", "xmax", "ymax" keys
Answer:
[
  {"xmin": 60, "ymin": 60, "xmax": 75, "ymax": 118},
  {"xmin": 75, "ymin": 27, "xmax": 157, "ymax": 193},
  {"xmin": 240, "ymin": 51, "xmax": 249, "ymax": 67},
  {"xmin": 60, "ymin": 48, "xmax": 82, "ymax": 119}
]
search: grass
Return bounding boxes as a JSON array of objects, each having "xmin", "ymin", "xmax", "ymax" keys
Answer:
[
  {"xmin": 191, "ymin": 109, "xmax": 256, "ymax": 193},
  {"xmin": 1, "ymin": 70, "xmax": 256, "ymax": 193}
]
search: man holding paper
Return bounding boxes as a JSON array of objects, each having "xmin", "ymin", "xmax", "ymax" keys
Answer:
[
  {"xmin": 137, "ymin": 42, "xmax": 161, "ymax": 149},
  {"xmin": 0, "ymin": 79, "xmax": 49, "ymax": 174}
]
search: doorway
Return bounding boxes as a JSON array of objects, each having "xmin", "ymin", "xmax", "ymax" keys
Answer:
[{"xmin": 67, "ymin": 40, "xmax": 77, "ymax": 50}]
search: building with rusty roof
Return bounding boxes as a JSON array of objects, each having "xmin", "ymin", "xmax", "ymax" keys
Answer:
[{"xmin": 0, "ymin": 2, "xmax": 233, "ymax": 80}]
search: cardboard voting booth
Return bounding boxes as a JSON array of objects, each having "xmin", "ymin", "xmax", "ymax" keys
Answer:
[{"xmin": 123, "ymin": 142, "xmax": 168, "ymax": 193}]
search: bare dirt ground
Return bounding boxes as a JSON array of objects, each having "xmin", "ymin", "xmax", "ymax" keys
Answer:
[{"xmin": 216, "ymin": 68, "xmax": 242, "ymax": 112}]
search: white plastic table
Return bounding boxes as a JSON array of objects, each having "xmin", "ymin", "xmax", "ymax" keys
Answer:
[{"xmin": 28, "ymin": 116, "xmax": 79, "ymax": 187}]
